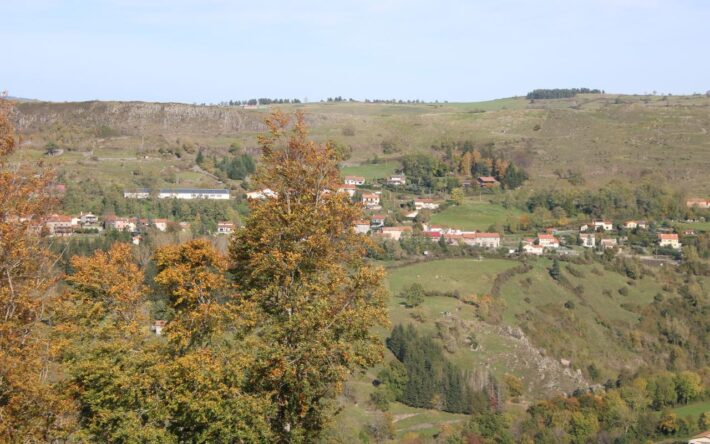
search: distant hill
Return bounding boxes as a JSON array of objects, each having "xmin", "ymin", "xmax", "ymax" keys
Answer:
[{"xmin": 10, "ymin": 94, "xmax": 710, "ymax": 194}]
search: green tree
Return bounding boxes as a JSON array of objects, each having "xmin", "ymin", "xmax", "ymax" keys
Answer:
[
  {"xmin": 400, "ymin": 283, "xmax": 426, "ymax": 308},
  {"xmin": 550, "ymin": 259, "xmax": 561, "ymax": 281},
  {"xmin": 229, "ymin": 111, "xmax": 388, "ymax": 442},
  {"xmin": 450, "ymin": 187, "xmax": 465, "ymax": 205}
]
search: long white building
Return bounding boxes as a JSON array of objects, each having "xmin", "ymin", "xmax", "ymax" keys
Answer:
[{"xmin": 124, "ymin": 188, "xmax": 231, "ymax": 200}]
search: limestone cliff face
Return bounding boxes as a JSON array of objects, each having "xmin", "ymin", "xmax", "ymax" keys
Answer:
[{"xmin": 14, "ymin": 101, "xmax": 271, "ymax": 136}]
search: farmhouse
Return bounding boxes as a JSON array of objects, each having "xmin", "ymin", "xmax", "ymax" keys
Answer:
[
  {"xmin": 124, "ymin": 188, "xmax": 151, "ymax": 199},
  {"xmin": 580, "ymin": 233, "xmax": 596, "ymax": 248},
  {"xmin": 387, "ymin": 175, "xmax": 406, "ymax": 186},
  {"xmin": 658, "ymin": 233, "xmax": 681, "ymax": 249},
  {"xmin": 361, "ymin": 193, "xmax": 381, "ymax": 209},
  {"xmin": 246, "ymin": 188, "xmax": 277, "ymax": 200},
  {"xmin": 689, "ymin": 429, "xmax": 710, "ymax": 444},
  {"xmin": 593, "ymin": 220, "xmax": 614, "ymax": 231},
  {"xmin": 217, "ymin": 221, "xmax": 235, "ymax": 234},
  {"xmin": 352, "ymin": 220, "xmax": 370, "ymax": 234},
  {"xmin": 343, "ymin": 175, "xmax": 365, "ymax": 186},
  {"xmin": 159, "ymin": 188, "xmax": 230, "ymax": 200},
  {"xmin": 476, "ymin": 176, "xmax": 499, "ymax": 188},
  {"xmin": 686, "ymin": 198, "xmax": 710, "ymax": 209},
  {"xmin": 337, "ymin": 184, "xmax": 357, "ymax": 197},
  {"xmin": 380, "ymin": 226, "xmax": 412, "ymax": 241},
  {"xmin": 537, "ymin": 233, "xmax": 560, "ymax": 249},
  {"xmin": 414, "ymin": 198, "xmax": 440, "ymax": 210},
  {"xmin": 462, "ymin": 232, "xmax": 501, "ymax": 249}
]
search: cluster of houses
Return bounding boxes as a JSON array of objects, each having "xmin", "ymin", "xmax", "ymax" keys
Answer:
[{"xmin": 124, "ymin": 188, "xmax": 231, "ymax": 200}]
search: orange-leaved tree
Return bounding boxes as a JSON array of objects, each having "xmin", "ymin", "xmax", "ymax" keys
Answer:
[
  {"xmin": 0, "ymin": 96, "xmax": 70, "ymax": 440},
  {"xmin": 230, "ymin": 111, "xmax": 388, "ymax": 442}
]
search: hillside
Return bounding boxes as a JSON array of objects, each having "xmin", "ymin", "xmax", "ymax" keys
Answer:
[{"xmin": 11, "ymin": 94, "xmax": 710, "ymax": 194}]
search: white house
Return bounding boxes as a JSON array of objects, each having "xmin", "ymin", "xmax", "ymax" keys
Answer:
[
  {"xmin": 387, "ymin": 175, "xmax": 406, "ymax": 186},
  {"xmin": 580, "ymin": 233, "xmax": 596, "ymax": 248},
  {"xmin": 246, "ymin": 188, "xmax": 278, "ymax": 200},
  {"xmin": 689, "ymin": 429, "xmax": 710, "ymax": 444},
  {"xmin": 159, "ymin": 188, "xmax": 230, "ymax": 200},
  {"xmin": 623, "ymin": 220, "xmax": 647, "ymax": 230},
  {"xmin": 462, "ymin": 232, "xmax": 501, "ymax": 249},
  {"xmin": 593, "ymin": 220, "xmax": 614, "ymax": 231},
  {"xmin": 380, "ymin": 226, "xmax": 411, "ymax": 241},
  {"xmin": 217, "ymin": 221, "xmax": 235, "ymax": 234},
  {"xmin": 337, "ymin": 184, "xmax": 357, "ymax": 197},
  {"xmin": 343, "ymin": 176, "xmax": 365, "ymax": 186},
  {"xmin": 523, "ymin": 244, "xmax": 545, "ymax": 255},
  {"xmin": 414, "ymin": 198, "xmax": 440, "ymax": 210},
  {"xmin": 153, "ymin": 218, "xmax": 168, "ymax": 232},
  {"xmin": 658, "ymin": 233, "xmax": 681, "ymax": 249},
  {"xmin": 361, "ymin": 193, "xmax": 381, "ymax": 208},
  {"xmin": 353, "ymin": 220, "xmax": 370, "ymax": 234},
  {"xmin": 124, "ymin": 188, "xmax": 151, "ymax": 199},
  {"xmin": 537, "ymin": 234, "xmax": 560, "ymax": 249}
]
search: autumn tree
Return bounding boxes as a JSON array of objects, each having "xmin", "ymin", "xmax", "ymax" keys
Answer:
[
  {"xmin": 230, "ymin": 111, "xmax": 388, "ymax": 442},
  {"xmin": 0, "ymin": 96, "xmax": 69, "ymax": 440}
]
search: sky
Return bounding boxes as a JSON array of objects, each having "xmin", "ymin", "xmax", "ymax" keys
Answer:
[{"xmin": 2, "ymin": 0, "xmax": 709, "ymax": 103}]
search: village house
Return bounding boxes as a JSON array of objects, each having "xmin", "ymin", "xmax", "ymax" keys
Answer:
[
  {"xmin": 523, "ymin": 244, "xmax": 545, "ymax": 256},
  {"xmin": 476, "ymin": 176, "xmax": 499, "ymax": 188},
  {"xmin": 537, "ymin": 233, "xmax": 560, "ymax": 249},
  {"xmin": 352, "ymin": 220, "xmax": 370, "ymax": 234},
  {"xmin": 380, "ymin": 226, "xmax": 412, "ymax": 241},
  {"xmin": 689, "ymin": 429, "xmax": 710, "ymax": 444},
  {"xmin": 370, "ymin": 214, "xmax": 386, "ymax": 228},
  {"xmin": 124, "ymin": 188, "xmax": 151, "ymax": 199},
  {"xmin": 462, "ymin": 232, "xmax": 501, "ymax": 249},
  {"xmin": 623, "ymin": 220, "xmax": 647, "ymax": 230},
  {"xmin": 103, "ymin": 216, "xmax": 135, "ymax": 232},
  {"xmin": 387, "ymin": 175, "xmax": 406, "ymax": 186},
  {"xmin": 686, "ymin": 198, "xmax": 710, "ymax": 209},
  {"xmin": 600, "ymin": 238, "xmax": 618, "ymax": 249},
  {"xmin": 580, "ymin": 233, "xmax": 596, "ymax": 248},
  {"xmin": 45, "ymin": 214, "xmax": 75, "ymax": 236},
  {"xmin": 414, "ymin": 198, "xmax": 440, "ymax": 210},
  {"xmin": 361, "ymin": 192, "xmax": 381, "ymax": 209},
  {"xmin": 658, "ymin": 233, "xmax": 681, "ymax": 249},
  {"xmin": 593, "ymin": 220, "xmax": 614, "ymax": 231},
  {"xmin": 337, "ymin": 184, "xmax": 357, "ymax": 197},
  {"xmin": 159, "ymin": 188, "xmax": 231, "ymax": 200},
  {"xmin": 343, "ymin": 175, "xmax": 365, "ymax": 186},
  {"xmin": 246, "ymin": 188, "xmax": 278, "ymax": 200},
  {"xmin": 217, "ymin": 221, "xmax": 235, "ymax": 234}
]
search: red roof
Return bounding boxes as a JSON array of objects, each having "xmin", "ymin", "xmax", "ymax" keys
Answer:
[
  {"xmin": 339, "ymin": 184, "xmax": 357, "ymax": 189},
  {"xmin": 362, "ymin": 193, "xmax": 379, "ymax": 199},
  {"xmin": 382, "ymin": 226, "xmax": 412, "ymax": 232},
  {"xmin": 47, "ymin": 214, "xmax": 73, "ymax": 223},
  {"xmin": 477, "ymin": 176, "xmax": 498, "ymax": 182},
  {"xmin": 353, "ymin": 220, "xmax": 370, "ymax": 226},
  {"xmin": 538, "ymin": 234, "xmax": 558, "ymax": 240},
  {"xmin": 423, "ymin": 231, "xmax": 442, "ymax": 238},
  {"xmin": 658, "ymin": 233, "xmax": 678, "ymax": 240},
  {"xmin": 371, "ymin": 214, "xmax": 386, "ymax": 220}
]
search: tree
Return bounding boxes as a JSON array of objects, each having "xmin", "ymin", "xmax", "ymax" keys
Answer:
[
  {"xmin": 0, "ymin": 96, "xmax": 69, "ymax": 440},
  {"xmin": 550, "ymin": 259, "xmax": 561, "ymax": 281},
  {"xmin": 450, "ymin": 187, "xmax": 465, "ymax": 205},
  {"xmin": 400, "ymin": 283, "xmax": 425, "ymax": 308},
  {"xmin": 229, "ymin": 111, "xmax": 388, "ymax": 442},
  {"xmin": 674, "ymin": 371, "xmax": 702, "ymax": 404}
]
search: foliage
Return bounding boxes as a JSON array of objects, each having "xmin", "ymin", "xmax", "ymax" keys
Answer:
[{"xmin": 526, "ymin": 88, "xmax": 602, "ymax": 100}]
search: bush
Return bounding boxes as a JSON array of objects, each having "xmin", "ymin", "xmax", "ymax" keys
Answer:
[{"xmin": 618, "ymin": 287, "xmax": 629, "ymax": 296}]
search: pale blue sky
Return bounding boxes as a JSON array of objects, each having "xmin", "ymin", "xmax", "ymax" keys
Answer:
[{"xmin": 3, "ymin": 0, "xmax": 709, "ymax": 103}]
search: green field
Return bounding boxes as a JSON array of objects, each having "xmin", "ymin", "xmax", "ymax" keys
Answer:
[
  {"xmin": 340, "ymin": 161, "xmax": 399, "ymax": 181},
  {"xmin": 673, "ymin": 400, "xmax": 710, "ymax": 418},
  {"xmin": 429, "ymin": 201, "xmax": 524, "ymax": 231}
]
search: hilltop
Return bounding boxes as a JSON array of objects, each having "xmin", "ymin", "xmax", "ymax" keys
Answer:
[{"xmin": 11, "ymin": 93, "xmax": 710, "ymax": 195}]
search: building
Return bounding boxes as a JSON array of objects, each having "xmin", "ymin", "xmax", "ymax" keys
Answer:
[
  {"xmin": 380, "ymin": 226, "xmax": 412, "ymax": 241},
  {"xmin": 658, "ymin": 233, "xmax": 681, "ymax": 249},
  {"xmin": 580, "ymin": 233, "xmax": 596, "ymax": 248},
  {"xmin": 686, "ymin": 198, "xmax": 710, "ymax": 209},
  {"xmin": 600, "ymin": 238, "xmax": 618, "ymax": 249},
  {"xmin": 361, "ymin": 193, "xmax": 381, "ymax": 208},
  {"xmin": 353, "ymin": 220, "xmax": 370, "ymax": 234},
  {"xmin": 158, "ymin": 188, "xmax": 230, "ymax": 200},
  {"xmin": 246, "ymin": 188, "xmax": 278, "ymax": 200},
  {"xmin": 477, "ymin": 176, "xmax": 499, "ymax": 188},
  {"xmin": 422, "ymin": 231, "xmax": 442, "ymax": 241},
  {"xmin": 414, "ymin": 198, "xmax": 440, "ymax": 210},
  {"xmin": 370, "ymin": 214, "xmax": 386, "ymax": 228},
  {"xmin": 462, "ymin": 232, "xmax": 501, "ymax": 249},
  {"xmin": 124, "ymin": 188, "xmax": 151, "ymax": 199},
  {"xmin": 104, "ymin": 216, "xmax": 135, "ymax": 232},
  {"xmin": 387, "ymin": 175, "xmax": 406, "ymax": 186},
  {"xmin": 79, "ymin": 212, "xmax": 98, "ymax": 225},
  {"xmin": 343, "ymin": 176, "xmax": 365, "ymax": 186},
  {"xmin": 337, "ymin": 184, "xmax": 357, "ymax": 197},
  {"xmin": 689, "ymin": 429, "xmax": 710, "ymax": 444},
  {"xmin": 593, "ymin": 220, "xmax": 614, "ymax": 231},
  {"xmin": 153, "ymin": 219, "xmax": 168, "ymax": 232},
  {"xmin": 523, "ymin": 244, "xmax": 545, "ymax": 255},
  {"xmin": 623, "ymin": 220, "xmax": 647, "ymax": 230},
  {"xmin": 152, "ymin": 320, "xmax": 167, "ymax": 336},
  {"xmin": 537, "ymin": 234, "xmax": 560, "ymax": 249},
  {"xmin": 217, "ymin": 221, "xmax": 235, "ymax": 234},
  {"xmin": 579, "ymin": 224, "xmax": 590, "ymax": 232},
  {"xmin": 45, "ymin": 214, "xmax": 75, "ymax": 236}
]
